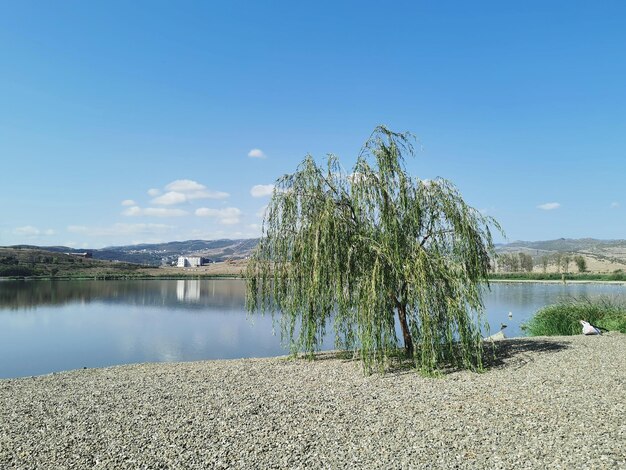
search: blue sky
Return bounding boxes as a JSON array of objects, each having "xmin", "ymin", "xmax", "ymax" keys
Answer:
[{"xmin": 1, "ymin": 1, "xmax": 625, "ymax": 248}]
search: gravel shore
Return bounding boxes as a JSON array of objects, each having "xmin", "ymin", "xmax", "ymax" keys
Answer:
[{"xmin": 1, "ymin": 334, "xmax": 625, "ymax": 469}]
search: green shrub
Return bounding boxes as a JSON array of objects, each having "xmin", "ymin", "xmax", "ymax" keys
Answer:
[
  {"xmin": 0, "ymin": 266, "xmax": 36, "ymax": 277},
  {"xmin": 524, "ymin": 297, "xmax": 626, "ymax": 336},
  {"xmin": 489, "ymin": 272, "xmax": 626, "ymax": 281}
]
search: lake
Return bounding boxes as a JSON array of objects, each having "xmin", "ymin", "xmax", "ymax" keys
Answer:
[{"xmin": 1, "ymin": 279, "xmax": 624, "ymax": 378}]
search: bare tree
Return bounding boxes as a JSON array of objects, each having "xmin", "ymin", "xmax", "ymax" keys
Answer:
[
  {"xmin": 562, "ymin": 255, "xmax": 571, "ymax": 274},
  {"xmin": 540, "ymin": 256, "xmax": 549, "ymax": 273},
  {"xmin": 518, "ymin": 253, "xmax": 533, "ymax": 273},
  {"xmin": 553, "ymin": 253, "xmax": 563, "ymax": 273}
]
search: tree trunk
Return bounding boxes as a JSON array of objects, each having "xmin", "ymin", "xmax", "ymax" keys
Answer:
[{"xmin": 397, "ymin": 302, "xmax": 414, "ymax": 357}]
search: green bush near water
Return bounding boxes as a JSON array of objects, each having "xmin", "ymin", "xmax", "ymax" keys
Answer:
[
  {"xmin": 524, "ymin": 297, "xmax": 626, "ymax": 336},
  {"xmin": 0, "ymin": 266, "xmax": 37, "ymax": 277},
  {"xmin": 489, "ymin": 272, "xmax": 626, "ymax": 281}
]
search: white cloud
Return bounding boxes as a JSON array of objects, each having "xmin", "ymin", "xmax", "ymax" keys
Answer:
[
  {"xmin": 147, "ymin": 188, "xmax": 161, "ymax": 197},
  {"xmin": 186, "ymin": 189, "xmax": 229, "ymax": 200},
  {"xmin": 122, "ymin": 206, "xmax": 142, "ymax": 216},
  {"xmin": 256, "ymin": 205, "xmax": 268, "ymax": 218},
  {"xmin": 67, "ymin": 223, "xmax": 174, "ymax": 237},
  {"xmin": 537, "ymin": 202, "xmax": 561, "ymax": 211},
  {"xmin": 195, "ymin": 207, "xmax": 242, "ymax": 225},
  {"xmin": 611, "ymin": 202, "xmax": 620, "ymax": 208},
  {"xmin": 150, "ymin": 182, "xmax": 229, "ymax": 205},
  {"xmin": 248, "ymin": 149, "xmax": 266, "ymax": 159},
  {"xmin": 122, "ymin": 206, "xmax": 188, "ymax": 217},
  {"xmin": 14, "ymin": 226, "xmax": 41, "ymax": 236},
  {"xmin": 151, "ymin": 191, "xmax": 188, "ymax": 205},
  {"xmin": 121, "ymin": 199, "xmax": 137, "ymax": 206},
  {"xmin": 62, "ymin": 241, "xmax": 90, "ymax": 249},
  {"xmin": 13, "ymin": 226, "xmax": 55, "ymax": 237},
  {"xmin": 143, "ymin": 208, "xmax": 188, "ymax": 217},
  {"xmin": 247, "ymin": 224, "xmax": 262, "ymax": 236},
  {"xmin": 250, "ymin": 184, "xmax": 274, "ymax": 198},
  {"xmin": 165, "ymin": 179, "xmax": 206, "ymax": 192}
]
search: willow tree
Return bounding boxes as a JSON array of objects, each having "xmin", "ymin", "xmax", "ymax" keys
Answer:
[{"xmin": 246, "ymin": 126, "xmax": 501, "ymax": 373}]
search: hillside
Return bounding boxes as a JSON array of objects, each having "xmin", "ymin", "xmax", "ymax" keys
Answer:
[
  {"xmin": 8, "ymin": 239, "xmax": 260, "ymax": 266},
  {"xmin": 495, "ymin": 238, "xmax": 626, "ymax": 273},
  {"xmin": 0, "ymin": 247, "xmax": 144, "ymax": 278},
  {"xmin": 5, "ymin": 237, "xmax": 626, "ymax": 276}
]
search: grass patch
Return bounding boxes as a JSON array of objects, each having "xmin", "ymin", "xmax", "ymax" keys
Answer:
[
  {"xmin": 523, "ymin": 297, "xmax": 626, "ymax": 336},
  {"xmin": 489, "ymin": 272, "xmax": 626, "ymax": 282}
]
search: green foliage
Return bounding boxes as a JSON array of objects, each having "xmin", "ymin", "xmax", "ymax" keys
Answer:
[
  {"xmin": 553, "ymin": 253, "xmax": 563, "ymax": 273},
  {"xmin": 0, "ymin": 248, "xmax": 148, "ymax": 279},
  {"xmin": 246, "ymin": 126, "xmax": 501, "ymax": 374},
  {"xmin": 574, "ymin": 255, "xmax": 587, "ymax": 273},
  {"xmin": 518, "ymin": 253, "xmax": 534, "ymax": 272},
  {"xmin": 561, "ymin": 254, "xmax": 571, "ymax": 273},
  {"xmin": 0, "ymin": 266, "xmax": 36, "ymax": 277},
  {"xmin": 524, "ymin": 297, "xmax": 626, "ymax": 336},
  {"xmin": 497, "ymin": 252, "xmax": 533, "ymax": 272},
  {"xmin": 0, "ymin": 256, "xmax": 19, "ymax": 266},
  {"xmin": 489, "ymin": 272, "xmax": 626, "ymax": 281},
  {"xmin": 497, "ymin": 253, "xmax": 520, "ymax": 272}
]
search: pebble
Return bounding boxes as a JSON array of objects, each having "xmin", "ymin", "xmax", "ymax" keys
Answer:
[{"xmin": 0, "ymin": 334, "xmax": 625, "ymax": 469}]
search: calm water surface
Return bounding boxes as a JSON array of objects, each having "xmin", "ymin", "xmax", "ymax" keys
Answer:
[{"xmin": 1, "ymin": 279, "xmax": 624, "ymax": 378}]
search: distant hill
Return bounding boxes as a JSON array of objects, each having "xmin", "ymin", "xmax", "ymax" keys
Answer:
[
  {"xmin": 496, "ymin": 238, "xmax": 626, "ymax": 273},
  {"xmin": 0, "ymin": 247, "xmax": 143, "ymax": 278},
  {"xmin": 6, "ymin": 239, "xmax": 260, "ymax": 266},
  {"xmin": 497, "ymin": 238, "xmax": 626, "ymax": 253},
  {"xmin": 6, "ymin": 237, "xmax": 626, "ymax": 272}
]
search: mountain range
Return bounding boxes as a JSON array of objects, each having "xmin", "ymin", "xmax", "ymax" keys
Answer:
[{"xmin": 6, "ymin": 237, "xmax": 626, "ymax": 271}]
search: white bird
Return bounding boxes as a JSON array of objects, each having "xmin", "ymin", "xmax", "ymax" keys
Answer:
[
  {"xmin": 484, "ymin": 323, "xmax": 507, "ymax": 341},
  {"xmin": 580, "ymin": 320, "xmax": 602, "ymax": 335},
  {"xmin": 508, "ymin": 311, "xmax": 513, "ymax": 318}
]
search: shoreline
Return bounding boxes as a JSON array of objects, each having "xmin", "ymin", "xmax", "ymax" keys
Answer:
[
  {"xmin": 488, "ymin": 278, "xmax": 626, "ymax": 285},
  {"xmin": 0, "ymin": 335, "xmax": 542, "ymax": 381},
  {"xmin": 1, "ymin": 334, "xmax": 624, "ymax": 469},
  {"xmin": 3, "ymin": 276, "xmax": 626, "ymax": 286},
  {"xmin": 0, "ymin": 273, "xmax": 244, "ymax": 281}
]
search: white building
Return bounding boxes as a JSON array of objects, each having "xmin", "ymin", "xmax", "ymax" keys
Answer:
[{"xmin": 176, "ymin": 256, "xmax": 203, "ymax": 267}]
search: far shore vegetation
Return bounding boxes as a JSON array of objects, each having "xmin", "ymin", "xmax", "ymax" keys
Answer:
[
  {"xmin": 488, "ymin": 272, "xmax": 626, "ymax": 282},
  {"xmin": 3, "ymin": 247, "xmax": 626, "ymax": 284},
  {"xmin": 0, "ymin": 247, "xmax": 247, "ymax": 280}
]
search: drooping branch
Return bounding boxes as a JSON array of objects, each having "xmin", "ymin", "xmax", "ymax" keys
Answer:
[{"xmin": 246, "ymin": 126, "xmax": 501, "ymax": 374}]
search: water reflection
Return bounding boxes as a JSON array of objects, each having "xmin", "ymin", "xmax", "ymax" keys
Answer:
[
  {"xmin": 0, "ymin": 279, "xmax": 247, "ymax": 311},
  {"xmin": 0, "ymin": 280, "xmax": 624, "ymax": 378},
  {"xmin": 0, "ymin": 280, "xmax": 283, "ymax": 379},
  {"xmin": 176, "ymin": 280, "xmax": 201, "ymax": 302}
]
